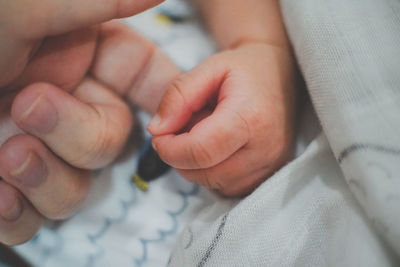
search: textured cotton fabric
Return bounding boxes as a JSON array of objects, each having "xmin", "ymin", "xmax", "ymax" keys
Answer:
[
  {"xmin": 281, "ymin": 0, "xmax": 400, "ymax": 255},
  {"xmin": 169, "ymin": 135, "xmax": 396, "ymax": 266},
  {"xmin": 169, "ymin": 0, "xmax": 400, "ymax": 266}
]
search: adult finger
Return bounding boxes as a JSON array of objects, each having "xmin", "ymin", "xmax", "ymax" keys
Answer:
[
  {"xmin": 0, "ymin": 134, "xmax": 91, "ymax": 220},
  {"xmin": 11, "ymin": 79, "xmax": 133, "ymax": 169},
  {"xmin": 2, "ymin": 1, "xmax": 164, "ymax": 87},
  {"xmin": 0, "ymin": 93, "xmax": 23, "ymax": 146},
  {"xmin": 0, "ymin": 181, "xmax": 42, "ymax": 246},
  {"xmin": 90, "ymin": 21, "xmax": 181, "ymax": 114},
  {"xmin": 10, "ymin": 0, "xmax": 164, "ymax": 40},
  {"xmin": 10, "ymin": 27, "xmax": 99, "ymax": 93}
]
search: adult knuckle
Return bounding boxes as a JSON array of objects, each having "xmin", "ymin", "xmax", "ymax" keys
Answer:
[
  {"xmin": 72, "ymin": 129, "xmax": 111, "ymax": 168},
  {"xmin": 73, "ymin": 116, "xmax": 130, "ymax": 169},
  {"xmin": 44, "ymin": 174, "xmax": 90, "ymax": 220},
  {"xmin": 0, "ymin": 232, "xmax": 35, "ymax": 246}
]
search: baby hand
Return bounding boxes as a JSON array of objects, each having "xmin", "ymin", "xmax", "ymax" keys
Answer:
[{"xmin": 148, "ymin": 42, "xmax": 299, "ymax": 197}]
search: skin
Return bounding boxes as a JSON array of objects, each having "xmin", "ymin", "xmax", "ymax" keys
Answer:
[
  {"xmin": 0, "ymin": 0, "xmax": 299, "ymax": 245},
  {"xmin": 0, "ymin": 0, "xmax": 181, "ymax": 245},
  {"xmin": 148, "ymin": 0, "xmax": 300, "ymax": 197}
]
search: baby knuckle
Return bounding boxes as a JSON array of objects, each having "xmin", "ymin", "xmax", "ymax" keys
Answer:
[
  {"xmin": 228, "ymin": 108, "xmax": 252, "ymax": 138},
  {"xmin": 198, "ymin": 171, "xmax": 225, "ymax": 192},
  {"xmin": 246, "ymin": 107, "xmax": 268, "ymax": 131},
  {"xmin": 211, "ymin": 178, "xmax": 226, "ymax": 192},
  {"xmin": 194, "ymin": 171, "xmax": 210, "ymax": 188},
  {"xmin": 219, "ymin": 186, "xmax": 247, "ymax": 198},
  {"xmin": 188, "ymin": 141, "xmax": 214, "ymax": 168},
  {"xmin": 271, "ymin": 136, "xmax": 293, "ymax": 164},
  {"xmin": 219, "ymin": 180, "xmax": 258, "ymax": 198},
  {"xmin": 168, "ymin": 77, "xmax": 187, "ymax": 101},
  {"xmin": 218, "ymin": 187, "xmax": 238, "ymax": 197}
]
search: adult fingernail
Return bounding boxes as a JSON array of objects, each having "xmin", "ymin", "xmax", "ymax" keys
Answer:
[
  {"xmin": 19, "ymin": 95, "xmax": 58, "ymax": 134},
  {"xmin": 148, "ymin": 114, "xmax": 161, "ymax": 131},
  {"xmin": 0, "ymin": 186, "xmax": 23, "ymax": 222},
  {"xmin": 9, "ymin": 152, "xmax": 47, "ymax": 187}
]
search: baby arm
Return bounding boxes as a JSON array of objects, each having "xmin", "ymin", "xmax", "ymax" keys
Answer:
[{"xmin": 148, "ymin": 0, "xmax": 300, "ymax": 196}]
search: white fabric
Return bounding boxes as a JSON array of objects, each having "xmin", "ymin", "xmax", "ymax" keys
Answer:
[
  {"xmin": 280, "ymin": 0, "xmax": 400, "ymax": 253},
  {"xmin": 169, "ymin": 134, "xmax": 396, "ymax": 266}
]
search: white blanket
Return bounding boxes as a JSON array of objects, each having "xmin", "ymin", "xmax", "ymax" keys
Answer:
[{"xmin": 282, "ymin": 0, "xmax": 400, "ymax": 254}]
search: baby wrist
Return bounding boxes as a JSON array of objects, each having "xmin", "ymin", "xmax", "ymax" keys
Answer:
[{"xmin": 226, "ymin": 36, "xmax": 290, "ymax": 52}]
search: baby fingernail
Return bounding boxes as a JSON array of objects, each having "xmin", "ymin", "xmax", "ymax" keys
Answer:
[
  {"xmin": 19, "ymin": 95, "xmax": 58, "ymax": 134},
  {"xmin": 0, "ymin": 185, "xmax": 23, "ymax": 221},
  {"xmin": 152, "ymin": 140, "xmax": 158, "ymax": 152},
  {"xmin": 10, "ymin": 152, "xmax": 47, "ymax": 187},
  {"xmin": 148, "ymin": 114, "xmax": 162, "ymax": 130}
]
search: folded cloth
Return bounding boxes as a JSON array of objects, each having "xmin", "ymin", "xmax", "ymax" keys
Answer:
[{"xmin": 170, "ymin": 134, "xmax": 397, "ymax": 266}]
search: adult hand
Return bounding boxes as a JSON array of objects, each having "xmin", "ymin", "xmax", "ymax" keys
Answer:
[{"xmin": 0, "ymin": 0, "xmax": 180, "ymax": 246}]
